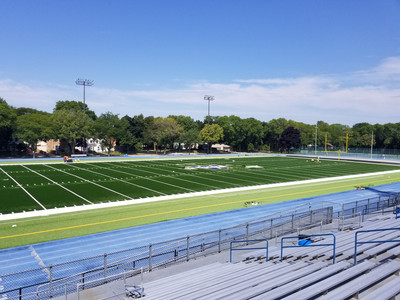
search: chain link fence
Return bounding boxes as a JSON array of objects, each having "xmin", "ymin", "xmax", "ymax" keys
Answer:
[{"xmin": 1, "ymin": 192, "xmax": 399, "ymax": 300}]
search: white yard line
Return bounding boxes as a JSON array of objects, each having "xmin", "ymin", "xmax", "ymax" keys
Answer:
[
  {"xmin": 21, "ymin": 165, "xmax": 93, "ymax": 205},
  {"xmin": 0, "ymin": 168, "xmax": 47, "ymax": 210},
  {"xmin": 44, "ymin": 164, "xmax": 133, "ymax": 200},
  {"xmin": 69, "ymin": 164, "xmax": 167, "ymax": 195},
  {"xmin": 98, "ymin": 162, "xmax": 197, "ymax": 192},
  {"xmin": 127, "ymin": 161, "xmax": 241, "ymax": 187},
  {"xmin": 1, "ymin": 169, "xmax": 399, "ymax": 221}
]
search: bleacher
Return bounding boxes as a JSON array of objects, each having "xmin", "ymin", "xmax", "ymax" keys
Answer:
[{"xmin": 121, "ymin": 214, "xmax": 400, "ymax": 300}]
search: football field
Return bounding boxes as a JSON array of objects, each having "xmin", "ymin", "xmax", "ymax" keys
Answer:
[{"xmin": 1, "ymin": 155, "xmax": 399, "ymax": 215}]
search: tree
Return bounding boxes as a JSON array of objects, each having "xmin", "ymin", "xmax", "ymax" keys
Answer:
[
  {"xmin": 180, "ymin": 128, "xmax": 201, "ymax": 154},
  {"xmin": 95, "ymin": 112, "xmax": 125, "ymax": 156},
  {"xmin": 0, "ymin": 98, "xmax": 17, "ymax": 151},
  {"xmin": 151, "ymin": 117, "xmax": 183, "ymax": 152},
  {"xmin": 16, "ymin": 113, "xmax": 52, "ymax": 158},
  {"xmin": 200, "ymin": 124, "xmax": 224, "ymax": 153},
  {"xmin": 278, "ymin": 126, "xmax": 301, "ymax": 153},
  {"xmin": 52, "ymin": 109, "xmax": 94, "ymax": 155},
  {"xmin": 54, "ymin": 100, "xmax": 97, "ymax": 120}
]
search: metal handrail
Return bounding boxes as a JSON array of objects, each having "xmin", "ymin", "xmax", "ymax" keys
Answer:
[
  {"xmin": 229, "ymin": 239, "xmax": 268, "ymax": 263},
  {"xmin": 281, "ymin": 233, "xmax": 336, "ymax": 264},
  {"xmin": 354, "ymin": 227, "xmax": 400, "ymax": 265}
]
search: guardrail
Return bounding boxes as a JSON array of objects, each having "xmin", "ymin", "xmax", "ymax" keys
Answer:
[
  {"xmin": 3, "ymin": 191, "xmax": 399, "ymax": 300},
  {"xmin": 229, "ymin": 239, "xmax": 268, "ymax": 263},
  {"xmin": 354, "ymin": 227, "xmax": 400, "ymax": 265},
  {"xmin": 280, "ymin": 233, "xmax": 336, "ymax": 264}
]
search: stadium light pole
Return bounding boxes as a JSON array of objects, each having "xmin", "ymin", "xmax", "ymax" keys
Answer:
[
  {"xmin": 75, "ymin": 79, "xmax": 94, "ymax": 111},
  {"xmin": 75, "ymin": 79, "xmax": 94, "ymax": 153},
  {"xmin": 204, "ymin": 95, "xmax": 214, "ymax": 124}
]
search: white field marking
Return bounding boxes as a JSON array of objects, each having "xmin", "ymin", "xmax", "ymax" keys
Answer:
[
  {"xmin": 44, "ymin": 164, "xmax": 133, "ymax": 200},
  {"xmin": 124, "ymin": 161, "xmax": 241, "ymax": 187},
  {"xmin": 68, "ymin": 164, "xmax": 166, "ymax": 195},
  {"xmin": 1, "ymin": 169, "xmax": 399, "ymax": 222},
  {"xmin": 0, "ymin": 168, "xmax": 47, "ymax": 210},
  {"xmin": 113, "ymin": 161, "xmax": 218, "ymax": 189},
  {"xmin": 21, "ymin": 165, "xmax": 93, "ymax": 205},
  {"xmin": 90, "ymin": 162, "xmax": 196, "ymax": 193}
]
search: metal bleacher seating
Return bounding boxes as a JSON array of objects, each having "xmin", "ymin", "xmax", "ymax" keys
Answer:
[{"xmin": 136, "ymin": 213, "xmax": 400, "ymax": 299}]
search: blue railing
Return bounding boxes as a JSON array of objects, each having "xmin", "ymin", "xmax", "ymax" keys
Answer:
[
  {"xmin": 229, "ymin": 239, "xmax": 268, "ymax": 263},
  {"xmin": 354, "ymin": 227, "xmax": 400, "ymax": 265},
  {"xmin": 281, "ymin": 233, "xmax": 336, "ymax": 264}
]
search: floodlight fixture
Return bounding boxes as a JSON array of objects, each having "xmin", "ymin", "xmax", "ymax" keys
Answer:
[{"xmin": 75, "ymin": 78, "xmax": 94, "ymax": 109}]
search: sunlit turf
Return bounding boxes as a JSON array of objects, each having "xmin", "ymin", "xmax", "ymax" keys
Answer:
[
  {"xmin": 0, "ymin": 156, "xmax": 399, "ymax": 214},
  {"xmin": 0, "ymin": 169, "xmax": 399, "ymax": 249}
]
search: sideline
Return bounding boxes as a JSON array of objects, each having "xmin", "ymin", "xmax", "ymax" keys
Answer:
[{"xmin": 1, "ymin": 169, "xmax": 399, "ymax": 221}]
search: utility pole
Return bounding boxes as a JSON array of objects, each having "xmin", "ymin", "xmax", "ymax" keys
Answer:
[
  {"xmin": 370, "ymin": 131, "xmax": 374, "ymax": 159},
  {"xmin": 75, "ymin": 79, "xmax": 94, "ymax": 111},
  {"xmin": 204, "ymin": 95, "xmax": 214, "ymax": 124},
  {"xmin": 315, "ymin": 122, "xmax": 318, "ymax": 156}
]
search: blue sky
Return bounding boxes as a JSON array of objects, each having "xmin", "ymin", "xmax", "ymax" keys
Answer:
[{"xmin": 1, "ymin": 0, "xmax": 400, "ymax": 125}]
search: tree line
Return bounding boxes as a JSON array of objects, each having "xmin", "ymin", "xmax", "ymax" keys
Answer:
[{"xmin": 1, "ymin": 97, "xmax": 399, "ymax": 157}]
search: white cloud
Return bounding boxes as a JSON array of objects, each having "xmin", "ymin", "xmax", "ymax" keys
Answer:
[{"xmin": 1, "ymin": 57, "xmax": 399, "ymax": 125}]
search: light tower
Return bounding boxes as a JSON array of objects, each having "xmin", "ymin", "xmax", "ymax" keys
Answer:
[
  {"xmin": 75, "ymin": 78, "xmax": 94, "ymax": 111},
  {"xmin": 203, "ymin": 95, "xmax": 214, "ymax": 124}
]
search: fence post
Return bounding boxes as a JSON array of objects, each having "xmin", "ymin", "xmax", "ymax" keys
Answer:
[
  {"xmin": 103, "ymin": 253, "xmax": 107, "ymax": 279},
  {"xmin": 186, "ymin": 236, "xmax": 190, "ymax": 261},
  {"xmin": 149, "ymin": 243, "xmax": 152, "ymax": 272},
  {"xmin": 49, "ymin": 264, "xmax": 53, "ymax": 298},
  {"xmin": 270, "ymin": 219, "xmax": 273, "ymax": 239},
  {"xmin": 291, "ymin": 214, "xmax": 294, "ymax": 232},
  {"xmin": 341, "ymin": 203, "xmax": 344, "ymax": 218},
  {"xmin": 218, "ymin": 229, "xmax": 222, "ymax": 253},
  {"xmin": 246, "ymin": 223, "xmax": 249, "ymax": 245}
]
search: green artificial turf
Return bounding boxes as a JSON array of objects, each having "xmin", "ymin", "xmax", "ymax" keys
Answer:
[{"xmin": 0, "ymin": 156, "xmax": 399, "ymax": 214}]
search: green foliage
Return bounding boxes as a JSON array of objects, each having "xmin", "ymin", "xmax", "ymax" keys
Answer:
[
  {"xmin": 200, "ymin": 123, "xmax": 223, "ymax": 152},
  {"xmin": 95, "ymin": 112, "xmax": 125, "ymax": 156},
  {"xmin": 52, "ymin": 109, "xmax": 94, "ymax": 155},
  {"xmin": 54, "ymin": 100, "xmax": 97, "ymax": 120},
  {"xmin": 278, "ymin": 126, "xmax": 301, "ymax": 152},
  {"xmin": 16, "ymin": 113, "xmax": 52, "ymax": 157},
  {"xmin": 0, "ymin": 98, "xmax": 17, "ymax": 150}
]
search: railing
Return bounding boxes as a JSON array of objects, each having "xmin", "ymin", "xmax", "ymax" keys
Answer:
[
  {"xmin": 229, "ymin": 239, "xmax": 268, "ymax": 263},
  {"xmin": 2, "ymin": 191, "xmax": 399, "ymax": 300},
  {"xmin": 280, "ymin": 233, "xmax": 336, "ymax": 264},
  {"xmin": 2, "ymin": 206, "xmax": 331, "ymax": 299},
  {"xmin": 354, "ymin": 227, "xmax": 400, "ymax": 265}
]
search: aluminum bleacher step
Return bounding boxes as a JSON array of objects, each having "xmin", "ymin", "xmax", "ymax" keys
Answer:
[
  {"xmin": 281, "ymin": 260, "xmax": 376, "ymax": 300},
  {"xmin": 360, "ymin": 275, "xmax": 400, "ymax": 300},
  {"xmin": 250, "ymin": 260, "xmax": 351, "ymax": 300},
  {"xmin": 319, "ymin": 260, "xmax": 400, "ymax": 300},
  {"xmin": 228, "ymin": 261, "xmax": 329, "ymax": 300}
]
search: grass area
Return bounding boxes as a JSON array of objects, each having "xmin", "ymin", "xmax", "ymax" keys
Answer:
[
  {"xmin": 0, "ymin": 169, "xmax": 399, "ymax": 249},
  {"xmin": 1, "ymin": 156, "xmax": 399, "ymax": 214}
]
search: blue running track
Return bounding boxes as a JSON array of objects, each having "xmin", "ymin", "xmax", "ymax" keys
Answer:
[{"xmin": 1, "ymin": 182, "xmax": 400, "ymax": 296}]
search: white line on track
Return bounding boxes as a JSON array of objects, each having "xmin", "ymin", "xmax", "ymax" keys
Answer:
[
  {"xmin": 21, "ymin": 165, "xmax": 93, "ymax": 205},
  {"xmin": 69, "ymin": 164, "xmax": 166, "ymax": 195},
  {"xmin": 1, "ymin": 169, "xmax": 399, "ymax": 221},
  {"xmin": 44, "ymin": 164, "xmax": 133, "ymax": 200},
  {"xmin": 0, "ymin": 167, "xmax": 47, "ymax": 210}
]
